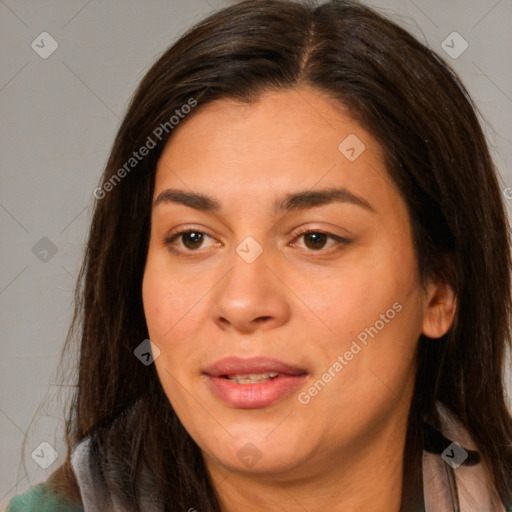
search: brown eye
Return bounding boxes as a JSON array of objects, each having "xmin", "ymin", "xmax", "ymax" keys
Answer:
[
  {"xmin": 303, "ymin": 232, "xmax": 329, "ymax": 250},
  {"xmin": 180, "ymin": 231, "xmax": 205, "ymax": 250},
  {"xmin": 164, "ymin": 229, "xmax": 216, "ymax": 254},
  {"xmin": 290, "ymin": 230, "xmax": 351, "ymax": 254}
]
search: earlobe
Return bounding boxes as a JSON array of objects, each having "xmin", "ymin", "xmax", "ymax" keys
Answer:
[{"xmin": 421, "ymin": 280, "xmax": 457, "ymax": 339}]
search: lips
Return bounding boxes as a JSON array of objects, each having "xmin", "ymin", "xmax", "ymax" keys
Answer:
[
  {"xmin": 203, "ymin": 356, "xmax": 308, "ymax": 408},
  {"xmin": 204, "ymin": 356, "xmax": 307, "ymax": 378}
]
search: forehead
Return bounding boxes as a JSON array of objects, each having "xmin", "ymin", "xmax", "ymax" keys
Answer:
[{"xmin": 153, "ymin": 87, "xmax": 396, "ymax": 211}]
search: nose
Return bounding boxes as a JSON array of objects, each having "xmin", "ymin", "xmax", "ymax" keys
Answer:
[{"xmin": 211, "ymin": 245, "xmax": 291, "ymax": 334}]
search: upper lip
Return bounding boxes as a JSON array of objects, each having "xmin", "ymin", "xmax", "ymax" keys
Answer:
[{"xmin": 204, "ymin": 356, "xmax": 308, "ymax": 378}]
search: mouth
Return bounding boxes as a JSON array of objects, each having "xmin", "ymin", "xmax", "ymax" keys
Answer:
[
  {"xmin": 203, "ymin": 356, "xmax": 308, "ymax": 409},
  {"xmin": 222, "ymin": 372, "xmax": 282, "ymax": 384}
]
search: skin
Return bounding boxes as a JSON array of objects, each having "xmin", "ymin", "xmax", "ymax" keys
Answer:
[{"xmin": 142, "ymin": 86, "xmax": 457, "ymax": 512}]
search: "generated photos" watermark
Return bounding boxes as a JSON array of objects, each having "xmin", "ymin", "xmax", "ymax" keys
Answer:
[{"xmin": 298, "ymin": 302, "xmax": 403, "ymax": 405}]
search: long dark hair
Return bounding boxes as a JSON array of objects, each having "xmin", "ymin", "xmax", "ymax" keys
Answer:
[{"xmin": 60, "ymin": 0, "xmax": 512, "ymax": 510}]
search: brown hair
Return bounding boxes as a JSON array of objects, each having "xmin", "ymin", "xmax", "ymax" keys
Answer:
[{"xmin": 59, "ymin": 0, "xmax": 512, "ymax": 510}]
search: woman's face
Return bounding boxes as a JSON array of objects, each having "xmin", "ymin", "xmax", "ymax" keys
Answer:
[{"xmin": 142, "ymin": 86, "xmax": 455, "ymax": 481}]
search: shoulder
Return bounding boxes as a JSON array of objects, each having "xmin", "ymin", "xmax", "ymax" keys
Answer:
[
  {"xmin": 7, "ymin": 463, "xmax": 83, "ymax": 512},
  {"xmin": 6, "ymin": 483, "xmax": 83, "ymax": 512}
]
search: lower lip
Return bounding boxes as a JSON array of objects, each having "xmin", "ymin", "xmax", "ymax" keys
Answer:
[{"xmin": 206, "ymin": 375, "xmax": 307, "ymax": 408}]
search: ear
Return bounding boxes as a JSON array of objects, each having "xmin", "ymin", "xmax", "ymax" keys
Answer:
[{"xmin": 421, "ymin": 279, "xmax": 457, "ymax": 339}]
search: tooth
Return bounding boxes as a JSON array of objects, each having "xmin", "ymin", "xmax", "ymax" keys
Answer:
[{"xmin": 226, "ymin": 372, "xmax": 281, "ymax": 384}]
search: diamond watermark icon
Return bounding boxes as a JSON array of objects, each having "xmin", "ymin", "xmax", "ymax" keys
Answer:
[
  {"xmin": 134, "ymin": 339, "xmax": 161, "ymax": 366},
  {"xmin": 32, "ymin": 237, "xmax": 58, "ymax": 263},
  {"xmin": 236, "ymin": 236, "xmax": 263, "ymax": 264},
  {"xmin": 31, "ymin": 32, "xmax": 59, "ymax": 59},
  {"xmin": 237, "ymin": 442, "xmax": 262, "ymax": 468},
  {"xmin": 441, "ymin": 441, "xmax": 468, "ymax": 469},
  {"xmin": 441, "ymin": 32, "xmax": 468, "ymax": 60},
  {"xmin": 339, "ymin": 134, "xmax": 366, "ymax": 161},
  {"xmin": 31, "ymin": 441, "xmax": 58, "ymax": 469}
]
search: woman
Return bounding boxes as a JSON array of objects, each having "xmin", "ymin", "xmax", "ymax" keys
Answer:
[{"xmin": 7, "ymin": 0, "xmax": 512, "ymax": 510}]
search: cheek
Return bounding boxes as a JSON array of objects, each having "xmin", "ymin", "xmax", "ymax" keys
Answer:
[
  {"xmin": 309, "ymin": 295, "xmax": 421, "ymax": 445},
  {"xmin": 307, "ymin": 248, "xmax": 422, "ymax": 395},
  {"xmin": 142, "ymin": 252, "xmax": 203, "ymax": 342},
  {"xmin": 142, "ymin": 266, "xmax": 169, "ymax": 342},
  {"xmin": 142, "ymin": 260, "xmax": 200, "ymax": 409},
  {"xmin": 328, "ymin": 293, "xmax": 422, "ymax": 419},
  {"xmin": 298, "ymin": 256, "xmax": 413, "ymax": 348},
  {"xmin": 142, "ymin": 252, "xmax": 216, "ymax": 407}
]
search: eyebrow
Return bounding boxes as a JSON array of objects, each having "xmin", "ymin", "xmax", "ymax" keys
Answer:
[{"xmin": 152, "ymin": 187, "xmax": 375, "ymax": 213}]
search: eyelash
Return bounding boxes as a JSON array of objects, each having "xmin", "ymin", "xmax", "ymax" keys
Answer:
[{"xmin": 163, "ymin": 227, "xmax": 352, "ymax": 256}]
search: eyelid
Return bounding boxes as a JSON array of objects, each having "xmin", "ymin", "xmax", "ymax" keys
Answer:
[
  {"xmin": 288, "ymin": 227, "xmax": 352, "ymax": 253},
  {"xmin": 289, "ymin": 224, "xmax": 353, "ymax": 242},
  {"xmin": 163, "ymin": 224, "xmax": 353, "ymax": 255},
  {"xmin": 166, "ymin": 224, "xmax": 212, "ymax": 238},
  {"xmin": 163, "ymin": 225, "xmax": 219, "ymax": 251}
]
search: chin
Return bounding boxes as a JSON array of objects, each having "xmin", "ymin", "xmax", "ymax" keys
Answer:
[{"xmin": 203, "ymin": 430, "xmax": 312, "ymax": 476}]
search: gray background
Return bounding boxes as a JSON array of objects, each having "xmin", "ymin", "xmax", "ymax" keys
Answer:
[{"xmin": 1, "ymin": 0, "xmax": 511, "ymax": 508}]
